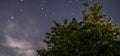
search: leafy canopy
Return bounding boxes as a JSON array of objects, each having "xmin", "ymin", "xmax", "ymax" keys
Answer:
[{"xmin": 37, "ymin": 2, "xmax": 120, "ymax": 56}]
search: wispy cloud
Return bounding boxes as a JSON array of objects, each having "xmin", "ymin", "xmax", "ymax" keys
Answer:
[
  {"xmin": 1, "ymin": 19, "xmax": 47, "ymax": 56},
  {"xmin": 3, "ymin": 35, "xmax": 35, "ymax": 56},
  {"xmin": 0, "ymin": 53, "xmax": 9, "ymax": 56}
]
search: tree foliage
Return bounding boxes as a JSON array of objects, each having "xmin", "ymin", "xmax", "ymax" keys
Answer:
[{"xmin": 37, "ymin": 2, "xmax": 120, "ymax": 56}]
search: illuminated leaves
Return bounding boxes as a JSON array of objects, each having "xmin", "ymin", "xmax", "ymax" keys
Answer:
[{"xmin": 37, "ymin": 2, "xmax": 120, "ymax": 56}]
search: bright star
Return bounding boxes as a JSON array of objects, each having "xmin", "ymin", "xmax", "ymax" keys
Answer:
[{"xmin": 10, "ymin": 16, "xmax": 14, "ymax": 19}]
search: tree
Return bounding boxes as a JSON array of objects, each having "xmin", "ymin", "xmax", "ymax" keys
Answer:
[{"xmin": 37, "ymin": 2, "xmax": 120, "ymax": 56}]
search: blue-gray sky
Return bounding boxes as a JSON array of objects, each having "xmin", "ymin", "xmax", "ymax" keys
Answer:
[{"xmin": 0, "ymin": 0, "xmax": 120, "ymax": 56}]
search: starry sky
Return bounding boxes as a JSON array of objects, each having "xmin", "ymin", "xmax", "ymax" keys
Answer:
[{"xmin": 0, "ymin": 0, "xmax": 120, "ymax": 56}]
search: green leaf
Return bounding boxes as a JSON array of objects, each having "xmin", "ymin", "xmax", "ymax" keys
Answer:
[
  {"xmin": 83, "ymin": 2, "xmax": 89, "ymax": 7},
  {"xmin": 63, "ymin": 19, "xmax": 68, "ymax": 24}
]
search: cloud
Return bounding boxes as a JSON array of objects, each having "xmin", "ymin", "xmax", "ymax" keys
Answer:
[
  {"xmin": 0, "ymin": 53, "xmax": 9, "ymax": 56},
  {"xmin": 1, "ymin": 20, "xmax": 46, "ymax": 56},
  {"xmin": 3, "ymin": 32, "xmax": 36, "ymax": 56},
  {"xmin": 4, "ymin": 35, "xmax": 33, "ymax": 49}
]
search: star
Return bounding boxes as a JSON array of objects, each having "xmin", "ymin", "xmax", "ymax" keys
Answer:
[
  {"xmin": 18, "ymin": 32, "xmax": 22, "ymax": 34},
  {"xmin": 10, "ymin": 16, "xmax": 14, "ymax": 19},
  {"xmin": 102, "ymin": 1, "xmax": 105, "ymax": 3},
  {"xmin": 69, "ymin": 0, "xmax": 72, "ymax": 3},
  {"xmin": 40, "ymin": 4, "xmax": 43, "ymax": 6},
  {"xmin": 41, "ymin": 7, "xmax": 44, "ymax": 10},
  {"xmin": 45, "ymin": 14, "xmax": 47, "ymax": 17},
  {"xmin": 52, "ymin": 12, "xmax": 56, "ymax": 15},
  {"xmin": 75, "ymin": 0, "xmax": 78, "ymax": 2},
  {"xmin": 8, "ymin": 16, "xmax": 15, "ymax": 22},
  {"xmin": 42, "ymin": 1, "xmax": 45, "ymax": 4},
  {"xmin": 20, "ymin": 0, "xmax": 24, "ymax": 2},
  {"xmin": 72, "ymin": 12, "xmax": 75, "ymax": 16},
  {"xmin": 20, "ymin": 9, "xmax": 23, "ymax": 12}
]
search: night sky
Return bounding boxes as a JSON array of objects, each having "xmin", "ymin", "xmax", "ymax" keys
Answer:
[{"xmin": 0, "ymin": 0, "xmax": 120, "ymax": 56}]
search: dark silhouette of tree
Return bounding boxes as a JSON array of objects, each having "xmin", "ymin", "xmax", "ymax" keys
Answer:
[{"xmin": 37, "ymin": 2, "xmax": 120, "ymax": 56}]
